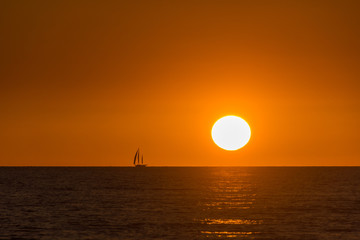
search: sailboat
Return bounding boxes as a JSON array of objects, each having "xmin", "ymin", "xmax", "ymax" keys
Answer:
[{"xmin": 133, "ymin": 148, "xmax": 147, "ymax": 167}]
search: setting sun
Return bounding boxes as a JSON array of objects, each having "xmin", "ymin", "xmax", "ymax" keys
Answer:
[{"xmin": 211, "ymin": 116, "xmax": 251, "ymax": 151}]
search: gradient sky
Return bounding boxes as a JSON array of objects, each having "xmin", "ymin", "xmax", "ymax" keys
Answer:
[{"xmin": 1, "ymin": 0, "xmax": 359, "ymax": 166}]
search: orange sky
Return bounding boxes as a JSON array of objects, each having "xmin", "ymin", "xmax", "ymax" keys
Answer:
[{"xmin": 1, "ymin": 0, "xmax": 359, "ymax": 166}]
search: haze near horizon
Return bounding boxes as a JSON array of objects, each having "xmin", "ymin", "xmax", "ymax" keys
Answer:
[{"xmin": 1, "ymin": 0, "xmax": 359, "ymax": 166}]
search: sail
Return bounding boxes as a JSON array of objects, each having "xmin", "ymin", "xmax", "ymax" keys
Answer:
[
  {"xmin": 137, "ymin": 149, "xmax": 140, "ymax": 164},
  {"xmin": 133, "ymin": 149, "xmax": 139, "ymax": 165},
  {"xmin": 133, "ymin": 148, "xmax": 146, "ymax": 167}
]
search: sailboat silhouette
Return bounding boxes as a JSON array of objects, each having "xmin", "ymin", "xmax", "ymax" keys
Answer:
[{"xmin": 133, "ymin": 148, "xmax": 147, "ymax": 167}]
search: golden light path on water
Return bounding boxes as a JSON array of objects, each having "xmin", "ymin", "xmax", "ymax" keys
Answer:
[
  {"xmin": 201, "ymin": 219, "xmax": 263, "ymax": 225},
  {"xmin": 200, "ymin": 231, "xmax": 261, "ymax": 238},
  {"xmin": 196, "ymin": 170, "xmax": 262, "ymax": 238}
]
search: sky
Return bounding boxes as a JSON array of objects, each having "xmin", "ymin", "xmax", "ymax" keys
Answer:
[{"xmin": 1, "ymin": 0, "xmax": 359, "ymax": 166}]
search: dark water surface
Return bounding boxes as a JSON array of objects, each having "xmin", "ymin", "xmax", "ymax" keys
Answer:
[{"xmin": 0, "ymin": 167, "xmax": 359, "ymax": 239}]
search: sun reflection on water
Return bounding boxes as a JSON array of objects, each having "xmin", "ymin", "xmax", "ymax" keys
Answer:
[
  {"xmin": 201, "ymin": 231, "xmax": 260, "ymax": 238},
  {"xmin": 197, "ymin": 170, "xmax": 261, "ymax": 238},
  {"xmin": 200, "ymin": 219, "xmax": 263, "ymax": 225}
]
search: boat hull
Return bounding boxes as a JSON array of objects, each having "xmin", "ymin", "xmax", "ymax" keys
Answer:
[{"xmin": 135, "ymin": 164, "xmax": 147, "ymax": 168}]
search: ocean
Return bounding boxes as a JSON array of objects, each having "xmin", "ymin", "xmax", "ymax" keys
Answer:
[{"xmin": 0, "ymin": 167, "xmax": 359, "ymax": 239}]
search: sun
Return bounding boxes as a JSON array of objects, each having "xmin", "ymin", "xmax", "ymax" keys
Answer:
[{"xmin": 211, "ymin": 115, "xmax": 251, "ymax": 151}]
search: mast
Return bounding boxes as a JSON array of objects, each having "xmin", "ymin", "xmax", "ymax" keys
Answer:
[{"xmin": 141, "ymin": 155, "xmax": 143, "ymax": 164}]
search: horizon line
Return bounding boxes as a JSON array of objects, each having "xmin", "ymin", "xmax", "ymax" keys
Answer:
[{"xmin": 0, "ymin": 165, "xmax": 359, "ymax": 167}]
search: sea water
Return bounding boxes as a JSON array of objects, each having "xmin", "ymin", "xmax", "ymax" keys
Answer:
[{"xmin": 0, "ymin": 167, "xmax": 359, "ymax": 239}]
